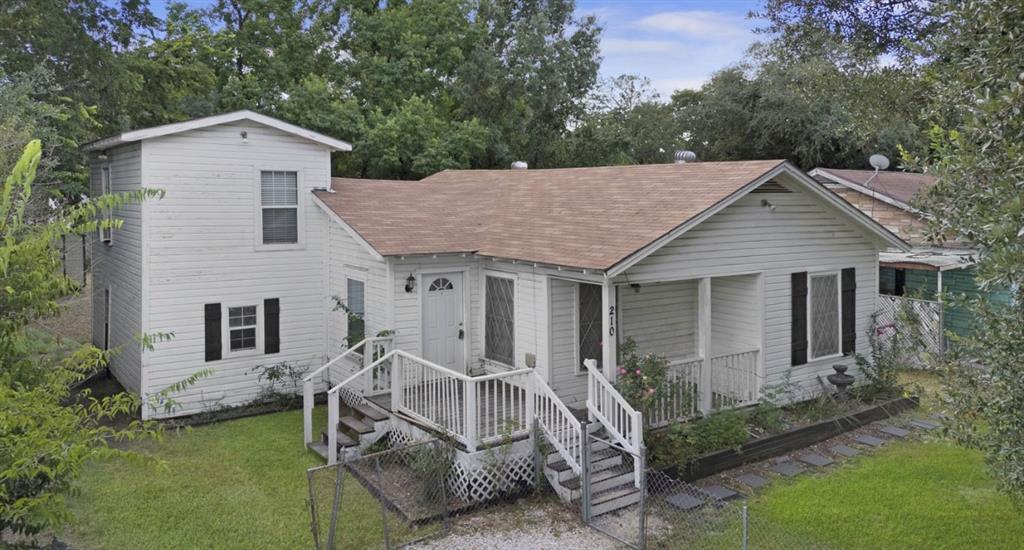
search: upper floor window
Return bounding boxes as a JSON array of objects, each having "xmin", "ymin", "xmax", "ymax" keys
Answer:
[{"xmin": 261, "ymin": 171, "xmax": 298, "ymax": 244}]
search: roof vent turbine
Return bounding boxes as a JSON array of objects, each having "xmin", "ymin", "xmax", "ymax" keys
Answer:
[
  {"xmin": 511, "ymin": 161, "xmax": 528, "ymax": 170},
  {"xmin": 674, "ymin": 150, "xmax": 697, "ymax": 164}
]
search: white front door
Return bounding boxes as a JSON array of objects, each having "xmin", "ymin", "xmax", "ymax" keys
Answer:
[{"xmin": 422, "ymin": 273, "xmax": 465, "ymax": 371}]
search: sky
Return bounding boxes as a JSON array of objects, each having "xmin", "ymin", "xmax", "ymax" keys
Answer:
[{"xmin": 148, "ymin": 0, "xmax": 763, "ymax": 99}]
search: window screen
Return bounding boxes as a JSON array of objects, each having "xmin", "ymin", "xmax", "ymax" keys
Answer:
[
  {"xmin": 229, "ymin": 305, "xmax": 257, "ymax": 351},
  {"xmin": 485, "ymin": 276, "xmax": 515, "ymax": 365},
  {"xmin": 260, "ymin": 171, "xmax": 298, "ymax": 244},
  {"xmin": 810, "ymin": 273, "xmax": 839, "ymax": 359},
  {"xmin": 346, "ymin": 279, "xmax": 365, "ymax": 345},
  {"xmin": 578, "ymin": 283, "xmax": 603, "ymax": 371}
]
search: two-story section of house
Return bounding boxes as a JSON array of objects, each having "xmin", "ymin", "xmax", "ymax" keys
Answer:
[{"xmin": 84, "ymin": 111, "xmax": 351, "ymax": 418}]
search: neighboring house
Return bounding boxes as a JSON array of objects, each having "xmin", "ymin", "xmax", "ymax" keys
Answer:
[
  {"xmin": 85, "ymin": 112, "xmax": 905, "ymax": 511},
  {"xmin": 810, "ymin": 168, "xmax": 1010, "ymax": 338}
]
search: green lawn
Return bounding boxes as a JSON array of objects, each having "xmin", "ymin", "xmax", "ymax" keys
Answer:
[
  {"xmin": 743, "ymin": 440, "xmax": 1024, "ymax": 549},
  {"xmin": 62, "ymin": 408, "xmax": 396, "ymax": 550}
]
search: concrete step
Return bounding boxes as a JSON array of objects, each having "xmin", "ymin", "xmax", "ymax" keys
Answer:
[
  {"xmin": 307, "ymin": 441, "xmax": 330, "ymax": 460},
  {"xmin": 589, "ymin": 484, "xmax": 642, "ymax": 517},
  {"xmin": 353, "ymin": 403, "xmax": 389, "ymax": 423},
  {"xmin": 339, "ymin": 415, "xmax": 373, "ymax": 435}
]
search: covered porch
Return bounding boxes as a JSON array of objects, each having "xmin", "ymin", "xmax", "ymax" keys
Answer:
[{"xmin": 578, "ymin": 273, "xmax": 763, "ymax": 427}]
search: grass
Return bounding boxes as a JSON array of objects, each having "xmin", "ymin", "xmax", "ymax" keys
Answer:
[
  {"xmin": 61, "ymin": 408, "xmax": 396, "ymax": 550},
  {"xmin": 741, "ymin": 440, "xmax": 1024, "ymax": 549}
]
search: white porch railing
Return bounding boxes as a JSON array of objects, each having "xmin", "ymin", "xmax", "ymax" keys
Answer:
[
  {"xmin": 710, "ymin": 349, "xmax": 759, "ymax": 410},
  {"xmin": 301, "ymin": 336, "xmax": 393, "ymax": 446},
  {"xmin": 648, "ymin": 357, "xmax": 702, "ymax": 428},
  {"xmin": 584, "ymin": 359, "xmax": 643, "ymax": 487},
  {"xmin": 533, "ymin": 373, "xmax": 584, "ymax": 476}
]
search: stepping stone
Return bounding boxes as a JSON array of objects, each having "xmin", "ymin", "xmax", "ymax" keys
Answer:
[
  {"xmin": 830, "ymin": 445, "xmax": 861, "ymax": 457},
  {"xmin": 880, "ymin": 426, "xmax": 911, "ymax": 438},
  {"xmin": 666, "ymin": 492, "xmax": 705, "ymax": 511},
  {"xmin": 910, "ymin": 419, "xmax": 940, "ymax": 430},
  {"xmin": 770, "ymin": 462, "xmax": 803, "ymax": 477},
  {"xmin": 703, "ymin": 485, "xmax": 739, "ymax": 501},
  {"xmin": 798, "ymin": 453, "xmax": 834, "ymax": 467},
  {"xmin": 853, "ymin": 434, "xmax": 886, "ymax": 447},
  {"xmin": 736, "ymin": 473, "xmax": 768, "ymax": 489}
]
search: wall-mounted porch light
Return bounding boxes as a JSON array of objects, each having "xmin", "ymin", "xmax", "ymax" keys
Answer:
[
  {"xmin": 405, "ymin": 274, "xmax": 416, "ymax": 293},
  {"xmin": 761, "ymin": 199, "xmax": 776, "ymax": 212},
  {"xmin": 240, "ymin": 130, "xmax": 249, "ymax": 144}
]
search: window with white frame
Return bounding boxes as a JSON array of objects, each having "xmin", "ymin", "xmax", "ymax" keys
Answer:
[
  {"xmin": 260, "ymin": 171, "xmax": 298, "ymax": 244},
  {"xmin": 809, "ymin": 273, "xmax": 840, "ymax": 359},
  {"xmin": 485, "ymin": 275, "xmax": 515, "ymax": 365},
  {"xmin": 99, "ymin": 166, "xmax": 113, "ymax": 243},
  {"xmin": 346, "ymin": 278, "xmax": 365, "ymax": 345},
  {"xmin": 577, "ymin": 283, "xmax": 603, "ymax": 372},
  {"xmin": 228, "ymin": 305, "xmax": 258, "ymax": 351}
]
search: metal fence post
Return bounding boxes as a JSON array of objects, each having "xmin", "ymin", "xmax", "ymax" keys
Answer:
[
  {"xmin": 580, "ymin": 423, "xmax": 591, "ymax": 523},
  {"xmin": 375, "ymin": 455, "xmax": 392, "ymax": 549},
  {"xmin": 742, "ymin": 504, "xmax": 749, "ymax": 550},
  {"xmin": 638, "ymin": 445, "xmax": 647, "ymax": 550},
  {"xmin": 326, "ymin": 464, "xmax": 344, "ymax": 550}
]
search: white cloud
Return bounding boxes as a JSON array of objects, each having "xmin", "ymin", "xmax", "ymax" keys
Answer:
[
  {"xmin": 634, "ymin": 10, "xmax": 751, "ymax": 39},
  {"xmin": 601, "ymin": 38, "xmax": 683, "ymax": 55}
]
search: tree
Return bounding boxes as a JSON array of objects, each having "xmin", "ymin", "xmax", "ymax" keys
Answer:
[
  {"xmin": 0, "ymin": 142, "xmax": 164, "ymax": 535},
  {"xmin": 908, "ymin": 1, "xmax": 1024, "ymax": 501}
]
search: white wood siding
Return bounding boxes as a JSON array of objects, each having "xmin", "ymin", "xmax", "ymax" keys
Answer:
[
  {"xmin": 620, "ymin": 180, "xmax": 879, "ymax": 398},
  {"xmin": 141, "ymin": 122, "xmax": 332, "ymax": 417},
  {"xmin": 89, "ymin": 143, "xmax": 143, "ymax": 393},
  {"xmin": 710, "ymin": 274, "xmax": 761, "ymax": 356},
  {"xmin": 325, "ymin": 220, "xmax": 388, "ymax": 383},
  {"xmin": 548, "ymin": 278, "xmax": 586, "ymax": 404},
  {"xmin": 620, "ymin": 280, "xmax": 698, "ymax": 360}
]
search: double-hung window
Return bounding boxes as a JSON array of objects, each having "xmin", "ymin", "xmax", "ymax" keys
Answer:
[
  {"xmin": 809, "ymin": 273, "xmax": 840, "ymax": 359},
  {"xmin": 484, "ymin": 275, "xmax": 515, "ymax": 366},
  {"xmin": 260, "ymin": 171, "xmax": 298, "ymax": 244},
  {"xmin": 228, "ymin": 305, "xmax": 258, "ymax": 352},
  {"xmin": 346, "ymin": 278, "xmax": 366, "ymax": 345},
  {"xmin": 577, "ymin": 283, "xmax": 603, "ymax": 372},
  {"xmin": 99, "ymin": 166, "xmax": 113, "ymax": 243}
]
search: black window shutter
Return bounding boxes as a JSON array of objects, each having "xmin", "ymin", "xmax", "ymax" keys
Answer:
[
  {"xmin": 841, "ymin": 268, "xmax": 857, "ymax": 355},
  {"xmin": 265, "ymin": 298, "xmax": 280, "ymax": 354},
  {"xmin": 791, "ymin": 272, "xmax": 808, "ymax": 366},
  {"xmin": 204, "ymin": 303, "xmax": 221, "ymax": 362}
]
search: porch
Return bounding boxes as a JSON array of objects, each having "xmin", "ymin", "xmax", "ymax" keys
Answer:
[{"xmin": 584, "ymin": 272, "xmax": 763, "ymax": 427}]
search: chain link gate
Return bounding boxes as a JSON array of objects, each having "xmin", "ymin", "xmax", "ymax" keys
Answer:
[{"xmin": 307, "ymin": 439, "xmax": 453, "ymax": 549}]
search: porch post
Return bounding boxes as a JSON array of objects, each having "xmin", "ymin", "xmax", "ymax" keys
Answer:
[
  {"xmin": 601, "ymin": 278, "xmax": 618, "ymax": 383},
  {"xmin": 698, "ymin": 277, "xmax": 713, "ymax": 414}
]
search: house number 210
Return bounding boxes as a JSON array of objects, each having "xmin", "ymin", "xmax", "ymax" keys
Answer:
[{"xmin": 608, "ymin": 305, "xmax": 616, "ymax": 336}]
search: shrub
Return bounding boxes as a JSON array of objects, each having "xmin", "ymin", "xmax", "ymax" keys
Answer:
[
  {"xmin": 614, "ymin": 338, "xmax": 669, "ymax": 419},
  {"xmin": 647, "ymin": 409, "xmax": 749, "ymax": 469}
]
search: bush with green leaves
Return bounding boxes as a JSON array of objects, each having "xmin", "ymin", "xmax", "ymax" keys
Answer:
[
  {"xmin": 647, "ymin": 409, "xmax": 749, "ymax": 469},
  {"xmin": 0, "ymin": 141, "xmax": 165, "ymax": 535},
  {"xmin": 613, "ymin": 337, "xmax": 670, "ymax": 420}
]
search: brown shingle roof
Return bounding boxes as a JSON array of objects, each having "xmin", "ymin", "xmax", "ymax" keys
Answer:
[
  {"xmin": 314, "ymin": 160, "xmax": 786, "ymax": 270},
  {"xmin": 816, "ymin": 168, "xmax": 936, "ymax": 206}
]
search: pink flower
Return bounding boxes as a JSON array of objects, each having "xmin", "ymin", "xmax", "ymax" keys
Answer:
[
  {"xmin": 617, "ymin": 367, "xmax": 626, "ymax": 375},
  {"xmin": 635, "ymin": 369, "xmax": 641, "ymax": 375},
  {"xmin": 646, "ymin": 388, "xmax": 656, "ymax": 395}
]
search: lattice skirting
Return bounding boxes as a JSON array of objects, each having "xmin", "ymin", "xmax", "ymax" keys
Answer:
[
  {"xmin": 385, "ymin": 417, "xmax": 536, "ymax": 505},
  {"xmin": 446, "ymin": 440, "xmax": 536, "ymax": 504}
]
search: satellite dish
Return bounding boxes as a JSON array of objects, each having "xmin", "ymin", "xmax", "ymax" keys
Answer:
[{"xmin": 869, "ymin": 154, "xmax": 890, "ymax": 171}]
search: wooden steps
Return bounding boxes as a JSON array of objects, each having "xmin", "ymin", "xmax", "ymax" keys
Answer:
[{"xmin": 314, "ymin": 400, "xmax": 392, "ymax": 459}]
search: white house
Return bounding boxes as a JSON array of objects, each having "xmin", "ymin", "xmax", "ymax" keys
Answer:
[{"xmin": 85, "ymin": 112, "xmax": 907, "ymax": 510}]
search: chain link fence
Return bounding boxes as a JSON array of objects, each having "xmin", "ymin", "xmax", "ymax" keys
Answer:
[
  {"xmin": 584, "ymin": 435, "xmax": 813, "ymax": 550},
  {"xmin": 308, "ymin": 434, "xmax": 546, "ymax": 549}
]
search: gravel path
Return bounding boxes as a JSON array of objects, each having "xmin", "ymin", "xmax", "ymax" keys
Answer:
[{"xmin": 412, "ymin": 498, "xmax": 618, "ymax": 550}]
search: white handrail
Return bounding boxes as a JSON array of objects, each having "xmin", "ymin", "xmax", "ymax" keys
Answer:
[
  {"xmin": 532, "ymin": 372, "xmax": 583, "ymax": 476},
  {"xmin": 302, "ymin": 336, "xmax": 392, "ymax": 446},
  {"xmin": 584, "ymin": 359, "xmax": 643, "ymax": 487}
]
